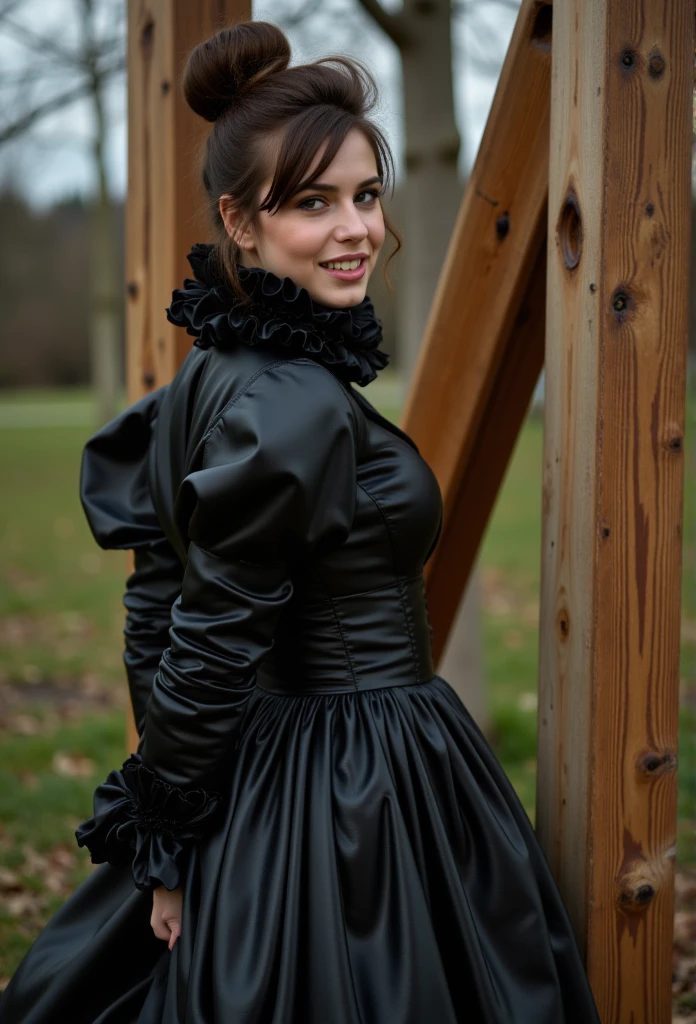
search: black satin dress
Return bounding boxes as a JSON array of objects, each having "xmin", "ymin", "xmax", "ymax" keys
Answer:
[{"xmin": 0, "ymin": 246, "xmax": 599, "ymax": 1024}]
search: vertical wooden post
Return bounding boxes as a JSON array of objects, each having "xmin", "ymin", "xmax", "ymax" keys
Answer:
[
  {"xmin": 537, "ymin": 1, "xmax": 692, "ymax": 1019},
  {"xmin": 125, "ymin": 0, "xmax": 251, "ymax": 752}
]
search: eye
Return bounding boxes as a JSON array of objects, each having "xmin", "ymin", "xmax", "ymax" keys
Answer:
[
  {"xmin": 298, "ymin": 196, "xmax": 327, "ymax": 211},
  {"xmin": 355, "ymin": 189, "xmax": 382, "ymax": 205}
]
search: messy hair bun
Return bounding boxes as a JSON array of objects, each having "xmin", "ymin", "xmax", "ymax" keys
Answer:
[
  {"xmin": 183, "ymin": 22, "xmax": 290, "ymax": 123},
  {"xmin": 182, "ymin": 21, "xmax": 400, "ymax": 297}
]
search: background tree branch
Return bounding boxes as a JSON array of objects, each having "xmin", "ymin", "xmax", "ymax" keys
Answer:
[
  {"xmin": 0, "ymin": 57, "xmax": 125, "ymax": 145},
  {"xmin": 355, "ymin": 0, "xmax": 412, "ymax": 47}
]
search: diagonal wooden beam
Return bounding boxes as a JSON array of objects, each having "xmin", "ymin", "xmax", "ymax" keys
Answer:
[
  {"xmin": 400, "ymin": 0, "xmax": 553, "ymax": 665},
  {"xmin": 537, "ymin": 1, "xmax": 692, "ymax": 1019},
  {"xmin": 125, "ymin": 0, "xmax": 251, "ymax": 753}
]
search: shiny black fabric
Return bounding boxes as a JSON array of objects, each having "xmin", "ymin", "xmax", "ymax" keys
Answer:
[
  {"xmin": 0, "ymin": 255, "xmax": 600, "ymax": 1023},
  {"xmin": 75, "ymin": 753, "xmax": 220, "ymax": 891},
  {"xmin": 166, "ymin": 244, "xmax": 389, "ymax": 386}
]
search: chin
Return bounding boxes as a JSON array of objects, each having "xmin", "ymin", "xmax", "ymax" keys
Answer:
[{"xmin": 312, "ymin": 280, "xmax": 369, "ymax": 309}]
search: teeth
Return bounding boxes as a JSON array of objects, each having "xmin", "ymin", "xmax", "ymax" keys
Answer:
[{"xmin": 323, "ymin": 259, "xmax": 363, "ymax": 270}]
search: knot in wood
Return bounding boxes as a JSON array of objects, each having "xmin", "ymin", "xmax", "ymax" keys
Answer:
[
  {"xmin": 556, "ymin": 607, "xmax": 570, "ymax": 642},
  {"xmin": 611, "ymin": 287, "xmax": 635, "ymax": 322},
  {"xmin": 648, "ymin": 51, "xmax": 665, "ymax": 78},
  {"xmin": 495, "ymin": 212, "xmax": 510, "ymax": 242},
  {"xmin": 140, "ymin": 19, "xmax": 154, "ymax": 55},
  {"xmin": 617, "ymin": 842, "xmax": 673, "ymax": 914},
  {"xmin": 557, "ymin": 191, "xmax": 582, "ymax": 270},
  {"xmin": 618, "ymin": 875, "xmax": 656, "ymax": 911},
  {"xmin": 636, "ymin": 749, "xmax": 677, "ymax": 779}
]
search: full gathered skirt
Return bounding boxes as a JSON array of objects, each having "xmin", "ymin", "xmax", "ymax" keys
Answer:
[{"xmin": 0, "ymin": 676, "xmax": 599, "ymax": 1024}]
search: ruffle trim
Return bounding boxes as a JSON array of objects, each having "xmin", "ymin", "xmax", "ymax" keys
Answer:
[
  {"xmin": 75, "ymin": 753, "xmax": 219, "ymax": 891},
  {"xmin": 166, "ymin": 243, "xmax": 390, "ymax": 387}
]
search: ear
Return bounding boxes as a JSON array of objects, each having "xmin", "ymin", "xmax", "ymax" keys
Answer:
[{"xmin": 218, "ymin": 196, "xmax": 255, "ymax": 253}]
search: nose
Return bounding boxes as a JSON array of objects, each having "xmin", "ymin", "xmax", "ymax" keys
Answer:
[{"xmin": 334, "ymin": 200, "xmax": 369, "ymax": 243}]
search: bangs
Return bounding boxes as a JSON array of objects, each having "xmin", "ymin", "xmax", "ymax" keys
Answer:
[{"xmin": 258, "ymin": 106, "xmax": 393, "ymax": 215}]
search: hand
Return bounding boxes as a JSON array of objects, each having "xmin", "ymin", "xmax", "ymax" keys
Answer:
[{"xmin": 151, "ymin": 885, "xmax": 182, "ymax": 950}]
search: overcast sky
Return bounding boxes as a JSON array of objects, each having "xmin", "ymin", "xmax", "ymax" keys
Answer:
[{"xmin": 0, "ymin": 0, "xmax": 519, "ymax": 209}]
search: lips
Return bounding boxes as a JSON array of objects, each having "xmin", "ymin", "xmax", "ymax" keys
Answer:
[
  {"xmin": 319, "ymin": 251, "xmax": 370, "ymax": 268},
  {"xmin": 320, "ymin": 259, "xmax": 367, "ymax": 282}
]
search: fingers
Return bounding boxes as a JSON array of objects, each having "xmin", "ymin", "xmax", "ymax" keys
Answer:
[
  {"xmin": 150, "ymin": 906, "xmax": 182, "ymax": 947},
  {"xmin": 150, "ymin": 907, "xmax": 171, "ymax": 942},
  {"xmin": 151, "ymin": 885, "xmax": 183, "ymax": 947},
  {"xmin": 168, "ymin": 921, "xmax": 181, "ymax": 951}
]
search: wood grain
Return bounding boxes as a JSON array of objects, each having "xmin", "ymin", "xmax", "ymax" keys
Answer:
[
  {"xmin": 125, "ymin": 0, "xmax": 251, "ymax": 754},
  {"xmin": 537, "ymin": 0, "xmax": 692, "ymax": 1019},
  {"xmin": 401, "ymin": 0, "xmax": 553, "ymax": 664}
]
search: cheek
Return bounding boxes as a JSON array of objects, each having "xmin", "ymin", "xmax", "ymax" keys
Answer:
[
  {"xmin": 272, "ymin": 216, "xmax": 328, "ymax": 260},
  {"xmin": 369, "ymin": 209, "xmax": 386, "ymax": 251}
]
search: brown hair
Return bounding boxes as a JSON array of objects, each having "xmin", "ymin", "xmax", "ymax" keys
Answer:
[{"xmin": 183, "ymin": 21, "xmax": 401, "ymax": 297}]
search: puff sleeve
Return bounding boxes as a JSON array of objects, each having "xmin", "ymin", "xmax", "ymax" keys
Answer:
[
  {"xmin": 79, "ymin": 387, "xmax": 185, "ymax": 736},
  {"xmin": 76, "ymin": 362, "xmax": 358, "ymax": 890}
]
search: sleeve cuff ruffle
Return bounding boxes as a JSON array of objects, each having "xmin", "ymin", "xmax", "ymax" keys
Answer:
[{"xmin": 75, "ymin": 753, "xmax": 220, "ymax": 891}]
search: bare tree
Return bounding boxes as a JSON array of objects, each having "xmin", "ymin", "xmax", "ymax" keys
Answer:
[
  {"xmin": 0, "ymin": 0, "xmax": 126, "ymax": 425},
  {"xmin": 355, "ymin": 0, "xmax": 461, "ymax": 376}
]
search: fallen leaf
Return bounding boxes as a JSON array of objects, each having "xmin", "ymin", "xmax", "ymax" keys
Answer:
[
  {"xmin": 0, "ymin": 867, "xmax": 20, "ymax": 891},
  {"xmin": 5, "ymin": 891, "xmax": 43, "ymax": 917},
  {"xmin": 52, "ymin": 752, "xmax": 95, "ymax": 778}
]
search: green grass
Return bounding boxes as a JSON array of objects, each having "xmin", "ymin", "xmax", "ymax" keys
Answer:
[
  {"xmin": 0, "ymin": 424, "xmax": 127, "ymax": 687},
  {"xmin": 0, "ymin": 388, "xmax": 96, "ymax": 406},
  {"xmin": 0, "ymin": 711, "xmax": 127, "ymax": 980},
  {"xmin": 0, "ymin": 714, "xmax": 125, "ymax": 849},
  {"xmin": 0, "ymin": 384, "xmax": 695, "ymax": 981}
]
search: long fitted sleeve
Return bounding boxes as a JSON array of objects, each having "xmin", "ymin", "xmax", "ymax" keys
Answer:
[
  {"xmin": 76, "ymin": 361, "xmax": 359, "ymax": 890},
  {"xmin": 123, "ymin": 538, "xmax": 184, "ymax": 737},
  {"xmin": 78, "ymin": 386, "xmax": 184, "ymax": 737}
]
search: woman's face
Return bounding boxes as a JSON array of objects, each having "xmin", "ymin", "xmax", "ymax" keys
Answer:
[{"xmin": 221, "ymin": 128, "xmax": 386, "ymax": 308}]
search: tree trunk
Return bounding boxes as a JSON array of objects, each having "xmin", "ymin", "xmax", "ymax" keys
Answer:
[
  {"xmin": 83, "ymin": 0, "xmax": 121, "ymax": 426},
  {"xmin": 399, "ymin": 0, "xmax": 461, "ymax": 375},
  {"xmin": 89, "ymin": 192, "xmax": 121, "ymax": 426},
  {"xmin": 398, "ymin": 0, "xmax": 489, "ymax": 733}
]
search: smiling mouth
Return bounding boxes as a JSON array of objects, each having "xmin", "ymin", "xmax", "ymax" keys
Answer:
[
  {"xmin": 319, "ymin": 257, "xmax": 365, "ymax": 271},
  {"xmin": 319, "ymin": 257, "xmax": 368, "ymax": 281}
]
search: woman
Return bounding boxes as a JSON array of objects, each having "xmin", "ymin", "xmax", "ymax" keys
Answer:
[{"xmin": 0, "ymin": 22, "xmax": 599, "ymax": 1024}]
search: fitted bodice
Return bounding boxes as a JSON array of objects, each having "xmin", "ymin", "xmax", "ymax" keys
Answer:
[
  {"xmin": 146, "ymin": 344, "xmax": 443, "ymax": 697},
  {"xmin": 258, "ymin": 407, "xmax": 443, "ymax": 694}
]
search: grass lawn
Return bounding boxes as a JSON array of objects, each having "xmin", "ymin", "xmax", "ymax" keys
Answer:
[{"xmin": 0, "ymin": 381, "xmax": 695, "ymax": 987}]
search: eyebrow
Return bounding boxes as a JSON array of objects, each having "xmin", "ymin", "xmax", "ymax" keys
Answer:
[{"xmin": 294, "ymin": 175, "xmax": 383, "ymax": 195}]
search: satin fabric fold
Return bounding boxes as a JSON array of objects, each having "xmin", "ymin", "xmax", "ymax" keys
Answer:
[{"xmin": 1, "ymin": 677, "xmax": 598, "ymax": 1023}]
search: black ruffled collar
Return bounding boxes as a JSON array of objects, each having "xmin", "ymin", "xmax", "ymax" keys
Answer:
[{"xmin": 166, "ymin": 243, "xmax": 390, "ymax": 387}]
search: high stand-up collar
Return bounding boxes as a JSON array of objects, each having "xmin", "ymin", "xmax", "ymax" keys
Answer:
[{"xmin": 166, "ymin": 242, "xmax": 390, "ymax": 387}]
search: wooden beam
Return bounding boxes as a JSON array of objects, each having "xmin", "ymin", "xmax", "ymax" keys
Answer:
[
  {"xmin": 400, "ymin": 0, "xmax": 553, "ymax": 664},
  {"xmin": 125, "ymin": 0, "xmax": 251, "ymax": 752},
  {"xmin": 537, "ymin": 1, "xmax": 692, "ymax": 1019},
  {"xmin": 126, "ymin": 0, "xmax": 251, "ymax": 400}
]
